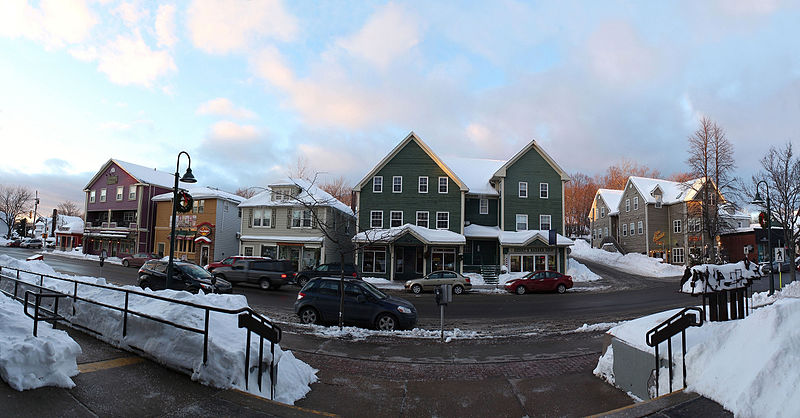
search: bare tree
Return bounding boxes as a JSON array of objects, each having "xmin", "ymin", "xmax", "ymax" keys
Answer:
[
  {"xmin": 752, "ymin": 143, "xmax": 800, "ymax": 282},
  {"xmin": 564, "ymin": 172, "xmax": 597, "ymax": 237},
  {"xmin": 598, "ymin": 158, "xmax": 661, "ymax": 189},
  {"xmin": 287, "ymin": 155, "xmax": 312, "ymax": 181},
  {"xmin": 57, "ymin": 200, "xmax": 82, "ymax": 217},
  {"xmin": 667, "ymin": 172, "xmax": 695, "ymax": 183},
  {"xmin": 318, "ymin": 176, "xmax": 353, "ymax": 206},
  {"xmin": 234, "ymin": 187, "xmax": 259, "ymax": 199},
  {"xmin": 0, "ymin": 185, "xmax": 34, "ymax": 239},
  {"xmin": 686, "ymin": 116, "xmax": 737, "ymax": 260}
]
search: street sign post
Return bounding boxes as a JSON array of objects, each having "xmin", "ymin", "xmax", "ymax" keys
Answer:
[{"xmin": 434, "ymin": 284, "xmax": 453, "ymax": 342}]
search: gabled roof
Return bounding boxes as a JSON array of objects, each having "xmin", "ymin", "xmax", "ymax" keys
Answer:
[
  {"xmin": 152, "ymin": 186, "xmax": 245, "ymax": 204},
  {"xmin": 239, "ymin": 178, "xmax": 354, "ymax": 217},
  {"xmin": 493, "ymin": 139, "xmax": 570, "ymax": 182},
  {"xmin": 624, "ymin": 176, "xmax": 705, "ymax": 207},
  {"xmin": 442, "ymin": 157, "xmax": 505, "ymax": 196},
  {"xmin": 353, "ymin": 223, "xmax": 465, "ymax": 245},
  {"xmin": 463, "ymin": 224, "xmax": 573, "ymax": 246},
  {"xmin": 596, "ymin": 189, "xmax": 624, "ymax": 215},
  {"xmin": 84, "ymin": 158, "xmax": 175, "ymax": 190},
  {"xmin": 354, "ymin": 132, "xmax": 468, "ymax": 192}
]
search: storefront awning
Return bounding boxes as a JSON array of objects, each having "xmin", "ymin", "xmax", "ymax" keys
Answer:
[
  {"xmin": 194, "ymin": 236, "xmax": 212, "ymax": 243},
  {"xmin": 464, "ymin": 224, "xmax": 573, "ymax": 247},
  {"xmin": 239, "ymin": 235, "xmax": 324, "ymax": 244},
  {"xmin": 353, "ymin": 223, "xmax": 465, "ymax": 246}
]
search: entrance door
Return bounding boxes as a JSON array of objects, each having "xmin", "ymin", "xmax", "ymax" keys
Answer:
[
  {"xmin": 279, "ymin": 245, "xmax": 301, "ymax": 271},
  {"xmin": 535, "ymin": 255, "xmax": 547, "ymax": 271},
  {"xmin": 201, "ymin": 246, "xmax": 210, "ymax": 266},
  {"xmin": 395, "ymin": 247, "xmax": 417, "ymax": 281}
]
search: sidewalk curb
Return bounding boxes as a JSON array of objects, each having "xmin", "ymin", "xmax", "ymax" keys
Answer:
[{"xmin": 587, "ymin": 389, "xmax": 698, "ymax": 417}]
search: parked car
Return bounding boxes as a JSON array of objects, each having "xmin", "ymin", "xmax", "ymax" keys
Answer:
[
  {"xmin": 760, "ymin": 260, "xmax": 792, "ymax": 274},
  {"xmin": 20, "ymin": 238, "xmax": 43, "ymax": 249},
  {"xmin": 5, "ymin": 239, "xmax": 22, "ymax": 247},
  {"xmin": 295, "ymin": 277, "xmax": 417, "ymax": 331},
  {"xmin": 205, "ymin": 255, "xmax": 269, "ymax": 272},
  {"xmin": 212, "ymin": 259, "xmax": 295, "ymax": 290},
  {"xmin": 121, "ymin": 253, "xmax": 159, "ymax": 268},
  {"xmin": 44, "ymin": 237, "xmax": 56, "ymax": 249},
  {"xmin": 294, "ymin": 263, "xmax": 360, "ymax": 287},
  {"xmin": 404, "ymin": 270, "xmax": 472, "ymax": 295},
  {"xmin": 138, "ymin": 260, "xmax": 232, "ymax": 293},
  {"xmin": 504, "ymin": 270, "xmax": 573, "ymax": 295}
]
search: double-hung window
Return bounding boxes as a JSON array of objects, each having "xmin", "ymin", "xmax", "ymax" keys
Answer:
[
  {"xmin": 128, "ymin": 185, "xmax": 136, "ymax": 200},
  {"xmin": 100, "ymin": 188, "xmax": 107, "ymax": 202},
  {"xmin": 516, "ymin": 214, "xmax": 528, "ymax": 231},
  {"xmin": 393, "ymin": 176, "xmax": 402, "ymax": 193},
  {"xmin": 539, "ymin": 183, "xmax": 549, "ymax": 199},
  {"xmin": 540, "ymin": 214, "xmax": 552, "ymax": 230},
  {"xmin": 253, "ymin": 208, "xmax": 272, "ymax": 227},
  {"xmin": 673, "ymin": 220, "xmax": 682, "ymax": 233},
  {"xmin": 292, "ymin": 209, "xmax": 313, "ymax": 228},
  {"xmin": 416, "ymin": 211, "xmax": 429, "ymax": 228},
  {"xmin": 633, "ymin": 196, "xmax": 639, "ymax": 210},
  {"xmin": 625, "ymin": 199, "xmax": 630, "ymax": 212},
  {"xmin": 438, "ymin": 177, "xmax": 448, "ymax": 194},
  {"xmin": 629, "ymin": 223, "xmax": 635, "ymax": 236},
  {"xmin": 90, "ymin": 190, "xmax": 96, "ymax": 203},
  {"xmin": 637, "ymin": 221, "xmax": 643, "ymax": 235},
  {"xmin": 672, "ymin": 247, "xmax": 685, "ymax": 264},
  {"xmin": 519, "ymin": 182, "xmax": 528, "ymax": 198},
  {"xmin": 600, "ymin": 207, "xmax": 606, "ymax": 218},
  {"xmin": 116, "ymin": 186, "xmax": 123, "ymax": 201},
  {"xmin": 622, "ymin": 223, "xmax": 628, "ymax": 236},
  {"xmin": 373, "ymin": 176, "xmax": 383, "ymax": 193},
  {"xmin": 370, "ymin": 210, "xmax": 383, "ymax": 229},
  {"xmin": 418, "ymin": 176, "xmax": 428, "ymax": 193},
  {"xmin": 363, "ymin": 247, "xmax": 386, "ymax": 273},
  {"xmin": 390, "ymin": 211, "xmax": 403, "ymax": 227},
  {"xmin": 604, "ymin": 227, "xmax": 608, "ymax": 237},
  {"xmin": 436, "ymin": 212, "xmax": 449, "ymax": 230},
  {"xmin": 479, "ymin": 198, "xmax": 489, "ymax": 215}
]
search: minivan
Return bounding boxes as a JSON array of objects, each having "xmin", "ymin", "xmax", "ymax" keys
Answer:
[{"xmin": 212, "ymin": 259, "xmax": 295, "ymax": 290}]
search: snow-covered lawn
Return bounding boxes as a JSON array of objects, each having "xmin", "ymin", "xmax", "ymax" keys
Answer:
[
  {"xmin": 0, "ymin": 255, "xmax": 317, "ymax": 404},
  {"xmin": 567, "ymin": 259, "xmax": 602, "ymax": 282},
  {"xmin": 0, "ymin": 293, "xmax": 82, "ymax": 391},
  {"xmin": 595, "ymin": 282, "xmax": 800, "ymax": 416},
  {"xmin": 570, "ymin": 239, "xmax": 684, "ymax": 277}
]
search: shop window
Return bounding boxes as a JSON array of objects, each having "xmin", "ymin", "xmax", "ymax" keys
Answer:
[
  {"xmin": 363, "ymin": 247, "xmax": 386, "ymax": 273},
  {"xmin": 432, "ymin": 248, "xmax": 455, "ymax": 271}
]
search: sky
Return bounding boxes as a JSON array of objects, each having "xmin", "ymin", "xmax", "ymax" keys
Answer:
[{"xmin": 1, "ymin": 0, "xmax": 799, "ymax": 212}]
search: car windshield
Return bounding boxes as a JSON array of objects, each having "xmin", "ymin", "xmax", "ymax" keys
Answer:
[
  {"xmin": 360, "ymin": 281, "xmax": 387, "ymax": 300},
  {"xmin": 180, "ymin": 264, "xmax": 213, "ymax": 279}
]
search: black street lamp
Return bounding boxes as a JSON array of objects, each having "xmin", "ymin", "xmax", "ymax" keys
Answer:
[
  {"xmin": 166, "ymin": 151, "xmax": 197, "ymax": 290},
  {"xmin": 751, "ymin": 180, "xmax": 774, "ymax": 295}
]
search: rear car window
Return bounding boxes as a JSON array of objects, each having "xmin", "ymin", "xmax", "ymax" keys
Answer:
[
  {"xmin": 252, "ymin": 261, "xmax": 271, "ymax": 271},
  {"xmin": 318, "ymin": 280, "xmax": 339, "ymax": 296}
]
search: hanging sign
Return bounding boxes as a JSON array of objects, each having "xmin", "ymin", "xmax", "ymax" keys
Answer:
[{"xmin": 177, "ymin": 191, "xmax": 194, "ymax": 213}]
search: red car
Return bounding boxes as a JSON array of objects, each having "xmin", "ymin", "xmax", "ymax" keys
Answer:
[
  {"xmin": 205, "ymin": 255, "xmax": 268, "ymax": 272},
  {"xmin": 504, "ymin": 270, "xmax": 573, "ymax": 295},
  {"xmin": 121, "ymin": 253, "xmax": 159, "ymax": 268}
]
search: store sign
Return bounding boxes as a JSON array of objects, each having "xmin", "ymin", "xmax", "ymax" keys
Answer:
[
  {"xmin": 107, "ymin": 175, "xmax": 118, "ymax": 185},
  {"xmin": 653, "ymin": 230, "xmax": 665, "ymax": 245},
  {"xmin": 198, "ymin": 224, "xmax": 212, "ymax": 237}
]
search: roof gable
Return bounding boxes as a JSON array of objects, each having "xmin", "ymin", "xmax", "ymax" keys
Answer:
[
  {"xmin": 84, "ymin": 159, "xmax": 175, "ymax": 190},
  {"xmin": 596, "ymin": 189, "xmax": 624, "ymax": 215},
  {"xmin": 354, "ymin": 132, "xmax": 468, "ymax": 192},
  {"xmin": 493, "ymin": 139, "xmax": 570, "ymax": 181}
]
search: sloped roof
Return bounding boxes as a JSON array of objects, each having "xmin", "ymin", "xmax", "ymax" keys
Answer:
[
  {"xmin": 463, "ymin": 224, "xmax": 573, "ymax": 246},
  {"xmin": 353, "ymin": 223, "xmax": 465, "ymax": 245},
  {"xmin": 597, "ymin": 189, "xmax": 624, "ymax": 215},
  {"xmin": 152, "ymin": 186, "xmax": 244, "ymax": 203},
  {"xmin": 84, "ymin": 158, "xmax": 175, "ymax": 190},
  {"xmin": 239, "ymin": 178, "xmax": 354, "ymax": 217},
  {"xmin": 493, "ymin": 139, "xmax": 570, "ymax": 181},
  {"xmin": 442, "ymin": 157, "xmax": 506, "ymax": 196},
  {"xmin": 55, "ymin": 215, "xmax": 84, "ymax": 234},
  {"xmin": 626, "ymin": 176, "xmax": 705, "ymax": 206}
]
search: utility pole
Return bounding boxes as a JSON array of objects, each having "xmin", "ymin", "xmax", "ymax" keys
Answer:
[{"xmin": 33, "ymin": 190, "xmax": 40, "ymax": 237}]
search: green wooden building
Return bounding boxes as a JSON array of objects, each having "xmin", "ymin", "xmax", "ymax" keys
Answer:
[{"xmin": 352, "ymin": 132, "xmax": 572, "ymax": 280}]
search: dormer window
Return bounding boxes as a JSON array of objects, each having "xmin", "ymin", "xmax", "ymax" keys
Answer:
[{"xmin": 655, "ymin": 195, "xmax": 662, "ymax": 208}]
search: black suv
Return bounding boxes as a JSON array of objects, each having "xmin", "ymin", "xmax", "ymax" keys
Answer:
[
  {"xmin": 294, "ymin": 278, "xmax": 417, "ymax": 331},
  {"xmin": 138, "ymin": 260, "xmax": 232, "ymax": 294},
  {"xmin": 294, "ymin": 263, "xmax": 360, "ymax": 287},
  {"xmin": 212, "ymin": 259, "xmax": 295, "ymax": 290}
]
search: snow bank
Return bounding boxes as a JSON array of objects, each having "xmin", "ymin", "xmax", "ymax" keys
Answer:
[
  {"xmin": 0, "ymin": 255, "xmax": 317, "ymax": 404},
  {"xmin": 680, "ymin": 261, "xmax": 760, "ymax": 294},
  {"xmin": 363, "ymin": 277, "xmax": 405, "ymax": 290},
  {"xmin": 567, "ymin": 259, "xmax": 602, "ymax": 282},
  {"xmin": 0, "ymin": 293, "xmax": 81, "ymax": 391},
  {"xmin": 570, "ymin": 240, "xmax": 683, "ymax": 277},
  {"xmin": 46, "ymin": 249, "xmax": 123, "ymax": 265},
  {"xmin": 300, "ymin": 324, "xmax": 479, "ymax": 341}
]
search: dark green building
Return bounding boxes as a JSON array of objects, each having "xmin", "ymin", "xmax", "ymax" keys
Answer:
[{"xmin": 353, "ymin": 132, "xmax": 572, "ymax": 280}]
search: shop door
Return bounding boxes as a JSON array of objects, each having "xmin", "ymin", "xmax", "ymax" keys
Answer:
[
  {"xmin": 395, "ymin": 247, "xmax": 417, "ymax": 281},
  {"xmin": 279, "ymin": 246, "xmax": 301, "ymax": 271},
  {"xmin": 535, "ymin": 255, "xmax": 547, "ymax": 271},
  {"xmin": 201, "ymin": 246, "xmax": 210, "ymax": 266}
]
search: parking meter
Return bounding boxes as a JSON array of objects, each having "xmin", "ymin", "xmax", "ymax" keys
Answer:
[
  {"xmin": 99, "ymin": 249, "xmax": 107, "ymax": 267},
  {"xmin": 436, "ymin": 284, "xmax": 453, "ymax": 342}
]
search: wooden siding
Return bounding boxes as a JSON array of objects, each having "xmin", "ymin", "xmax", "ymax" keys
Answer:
[
  {"xmin": 502, "ymin": 147, "xmax": 563, "ymax": 232},
  {"xmin": 465, "ymin": 197, "xmax": 499, "ymax": 227}
]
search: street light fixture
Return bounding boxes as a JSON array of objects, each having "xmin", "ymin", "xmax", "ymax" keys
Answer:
[
  {"xmin": 167, "ymin": 151, "xmax": 197, "ymax": 290},
  {"xmin": 751, "ymin": 180, "xmax": 774, "ymax": 295}
]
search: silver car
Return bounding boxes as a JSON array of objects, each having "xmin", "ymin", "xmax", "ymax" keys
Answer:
[{"xmin": 404, "ymin": 270, "xmax": 472, "ymax": 295}]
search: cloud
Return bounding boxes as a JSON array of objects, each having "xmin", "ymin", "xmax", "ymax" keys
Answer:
[
  {"xmin": 336, "ymin": 2, "xmax": 421, "ymax": 70},
  {"xmin": 584, "ymin": 21, "xmax": 659, "ymax": 85},
  {"xmin": 208, "ymin": 121, "xmax": 259, "ymax": 141},
  {"xmin": 196, "ymin": 98, "xmax": 257, "ymax": 120},
  {"xmin": 155, "ymin": 4, "xmax": 178, "ymax": 48},
  {"xmin": 0, "ymin": 0, "xmax": 97, "ymax": 48},
  {"xmin": 187, "ymin": 0, "xmax": 298, "ymax": 54},
  {"xmin": 96, "ymin": 31, "xmax": 176, "ymax": 87},
  {"xmin": 114, "ymin": 1, "xmax": 149, "ymax": 28}
]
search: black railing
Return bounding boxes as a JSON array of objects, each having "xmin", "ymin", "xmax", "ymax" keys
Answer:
[
  {"xmin": 645, "ymin": 307, "xmax": 704, "ymax": 397},
  {"xmin": 0, "ymin": 264, "xmax": 282, "ymax": 398},
  {"xmin": 24, "ymin": 289, "xmax": 68, "ymax": 337}
]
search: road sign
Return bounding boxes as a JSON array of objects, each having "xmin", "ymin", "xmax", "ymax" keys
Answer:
[{"xmin": 774, "ymin": 248, "xmax": 785, "ymax": 262}]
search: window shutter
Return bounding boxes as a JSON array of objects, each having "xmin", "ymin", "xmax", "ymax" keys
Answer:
[
  {"xmin": 287, "ymin": 208, "xmax": 292, "ymax": 229},
  {"xmin": 247, "ymin": 209, "xmax": 252, "ymax": 228},
  {"xmin": 311, "ymin": 209, "xmax": 317, "ymax": 229},
  {"xmin": 271, "ymin": 210, "xmax": 276, "ymax": 229}
]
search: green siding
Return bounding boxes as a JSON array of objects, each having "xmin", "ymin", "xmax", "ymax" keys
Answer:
[
  {"xmin": 465, "ymin": 197, "xmax": 499, "ymax": 226},
  {"xmin": 358, "ymin": 140, "xmax": 462, "ymax": 233},
  {"xmin": 503, "ymin": 149, "xmax": 563, "ymax": 232}
]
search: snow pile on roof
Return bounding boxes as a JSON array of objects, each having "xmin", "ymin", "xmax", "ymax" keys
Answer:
[
  {"xmin": 464, "ymin": 224, "xmax": 573, "ymax": 246},
  {"xmin": 240, "ymin": 178, "xmax": 354, "ymax": 217},
  {"xmin": 463, "ymin": 224, "xmax": 501, "ymax": 238},
  {"xmin": 153, "ymin": 186, "xmax": 244, "ymax": 203},
  {"xmin": 570, "ymin": 239, "xmax": 684, "ymax": 277},
  {"xmin": 597, "ymin": 189, "xmax": 624, "ymax": 215},
  {"xmin": 442, "ymin": 157, "xmax": 505, "ymax": 195},
  {"xmin": 628, "ymin": 176, "xmax": 703, "ymax": 205},
  {"xmin": 567, "ymin": 259, "xmax": 602, "ymax": 282},
  {"xmin": 599, "ymin": 283, "xmax": 800, "ymax": 416},
  {"xmin": 0, "ymin": 255, "xmax": 317, "ymax": 404},
  {"xmin": 680, "ymin": 261, "xmax": 760, "ymax": 294},
  {"xmin": 0, "ymin": 293, "xmax": 81, "ymax": 391},
  {"xmin": 115, "ymin": 159, "xmax": 176, "ymax": 189},
  {"xmin": 55, "ymin": 215, "xmax": 84, "ymax": 234},
  {"xmin": 353, "ymin": 224, "xmax": 466, "ymax": 245}
]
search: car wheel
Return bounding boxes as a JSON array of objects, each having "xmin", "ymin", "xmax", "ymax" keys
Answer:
[
  {"xmin": 453, "ymin": 285, "xmax": 464, "ymax": 295},
  {"xmin": 259, "ymin": 278, "xmax": 271, "ymax": 290},
  {"xmin": 122, "ymin": 260, "xmax": 129, "ymax": 268},
  {"xmin": 375, "ymin": 313, "xmax": 397, "ymax": 331},
  {"xmin": 516, "ymin": 285, "xmax": 526, "ymax": 295},
  {"xmin": 557, "ymin": 284, "xmax": 567, "ymax": 294},
  {"xmin": 411, "ymin": 284, "xmax": 422, "ymax": 294},
  {"xmin": 299, "ymin": 307, "xmax": 319, "ymax": 325},
  {"xmin": 139, "ymin": 278, "xmax": 151, "ymax": 290}
]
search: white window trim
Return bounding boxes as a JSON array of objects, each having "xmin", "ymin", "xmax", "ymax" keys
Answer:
[
  {"xmin": 100, "ymin": 188, "xmax": 107, "ymax": 202},
  {"xmin": 243, "ymin": 246, "xmax": 254, "ymax": 256},
  {"xmin": 539, "ymin": 183, "xmax": 548, "ymax": 199},
  {"xmin": 128, "ymin": 185, "xmax": 136, "ymax": 200},
  {"xmin": 393, "ymin": 176, "xmax": 402, "ymax": 193},
  {"xmin": 291, "ymin": 209, "xmax": 313, "ymax": 229},
  {"xmin": 90, "ymin": 190, "xmax": 96, "ymax": 203},
  {"xmin": 435, "ymin": 211, "xmax": 449, "ymax": 230},
  {"xmin": 622, "ymin": 223, "xmax": 628, "ymax": 236},
  {"xmin": 115, "ymin": 186, "xmax": 123, "ymax": 201},
  {"xmin": 390, "ymin": 210, "xmax": 403, "ymax": 227},
  {"xmin": 637, "ymin": 221, "xmax": 643, "ymax": 235},
  {"xmin": 539, "ymin": 214, "xmax": 552, "ymax": 230},
  {"xmin": 600, "ymin": 207, "xmax": 606, "ymax": 218},
  {"xmin": 370, "ymin": 210, "xmax": 383, "ymax": 229},
  {"xmin": 673, "ymin": 220, "xmax": 682, "ymax": 233},
  {"xmin": 479, "ymin": 198, "xmax": 489, "ymax": 215},
  {"xmin": 373, "ymin": 176, "xmax": 383, "ymax": 193},
  {"xmin": 604, "ymin": 227, "xmax": 608, "ymax": 237},
  {"xmin": 672, "ymin": 247, "xmax": 685, "ymax": 264},
  {"xmin": 633, "ymin": 196, "xmax": 639, "ymax": 210},
  {"xmin": 630, "ymin": 223, "xmax": 635, "ymax": 236},
  {"xmin": 416, "ymin": 211, "xmax": 429, "ymax": 228},
  {"xmin": 519, "ymin": 182, "xmax": 528, "ymax": 198},
  {"xmin": 438, "ymin": 177, "xmax": 448, "ymax": 194},
  {"xmin": 418, "ymin": 176, "xmax": 428, "ymax": 193},
  {"xmin": 253, "ymin": 208, "xmax": 272, "ymax": 228},
  {"xmin": 625, "ymin": 199, "xmax": 630, "ymax": 212},
  {"xmin": 516, "ymin": 214, "xmax": 528, "ymax": 231}
]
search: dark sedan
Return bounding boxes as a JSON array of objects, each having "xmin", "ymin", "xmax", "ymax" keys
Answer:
[
  {"xmin": 294, "ymin": 263, "xmax": 359, "ymax": 287},
  {"xmin": 121, "ymin": 253, "xmax": 159, "ymax": 268},
  {"xmin": 138, "ymin": 260, "xmax": 232, "ymax": 294},
  {"xmin": 504, "ymin": 270, "xmax": 573, "ymax": 295}
]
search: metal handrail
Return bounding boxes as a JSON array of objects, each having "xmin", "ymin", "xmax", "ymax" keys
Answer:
[{"xmin": 645, "ymin": 307, "xmax": 703, "ymax": 397}]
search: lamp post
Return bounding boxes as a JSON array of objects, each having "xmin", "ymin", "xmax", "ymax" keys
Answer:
[
  {"xmin": 166, "ymin": 151, "xmax": 197, "ymax": 290},
  {"xmin": 751, "ymin": 180, "xmax": 774, "ymax": 295}
]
